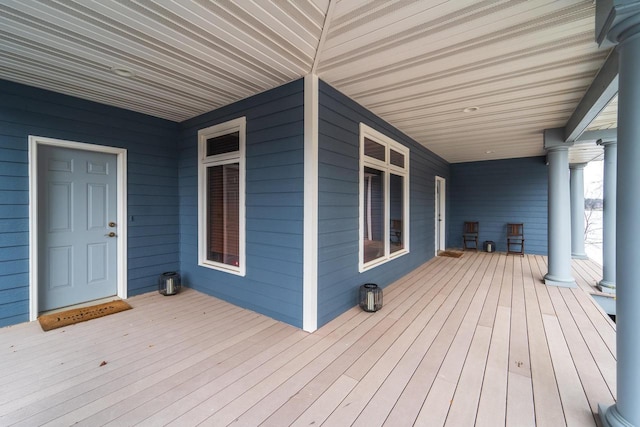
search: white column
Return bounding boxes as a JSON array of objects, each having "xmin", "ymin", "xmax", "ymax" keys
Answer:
[
  {"xmin": 570, "ymin": 163, "xmax": 588, "ymax": 259},
  {"xmin": 597, "ymin": 140, "xmax": 616, "ymax": 293},
  {"xmin": 302, "ymin": 74, "xmax": 319, "ymax": 332},
  {"xmin": 544, "ymin": 146, "xmax": 576, "ymax": 287},
  {"xmin": 596, "ymin": 2, "xmax": 640, "ymax": 425},
  {"xmin": 609, "ymin": 28, "xmax": 640, "ymax": 427}
]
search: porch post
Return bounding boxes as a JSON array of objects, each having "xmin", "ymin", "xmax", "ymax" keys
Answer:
[
  {"xmin": 596, "ymin": 2, "xmax": 640, "ymax": 425},
  {"xmin": 597, "ymin": 140, "xmax": 616, "ymax": 293},
  {"xmin": 544, "ymin": 143, "xmax": 576, "ymax": 287},
  {"xmin": 569, "ymin": 163, "xmax": 588, "ymax": 259}
]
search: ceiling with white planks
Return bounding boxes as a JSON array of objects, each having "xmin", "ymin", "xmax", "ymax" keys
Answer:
[{"xmin": 0, "ymin": 0, "xmax": 615, "ymax": 163}]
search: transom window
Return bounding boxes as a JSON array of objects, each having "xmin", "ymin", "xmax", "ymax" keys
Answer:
[
  {"xmin": 359, "ymin": 123, "xmax": 410, "ymax": 272},
  {"xmin": 198, "ymin": 117, "xmax": 246, "ymax": 276}
]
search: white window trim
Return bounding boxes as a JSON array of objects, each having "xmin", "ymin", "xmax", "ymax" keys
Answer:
[
  {"xmin": 359, "ymin": 123, "xmax": 410, "ymax": 273},
  {"xmin": 197, "ymin": 117, "xmax": 246, "ymax": 276}
]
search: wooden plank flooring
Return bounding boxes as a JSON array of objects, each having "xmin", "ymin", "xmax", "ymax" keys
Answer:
[{"xmin": 0, "ymin": 252, "xmax": 616, "ymax": 426}]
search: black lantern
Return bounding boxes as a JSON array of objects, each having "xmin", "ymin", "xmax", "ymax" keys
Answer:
[
  {"xmin": 359, "ymin": 283, "xmax": 383, "ymax": 312},
  {"xmin": 158, "ymin": 271, "xmax": 181, "ymax": 296}
]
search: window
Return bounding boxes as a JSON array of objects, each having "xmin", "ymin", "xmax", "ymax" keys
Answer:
[
  {"xmin": 198, "ymin": 117, "xmax": 246, "ymax": 276},
  {"xmin": 360, "ymin": 123, "xmax": 409, "ymax": 271}
]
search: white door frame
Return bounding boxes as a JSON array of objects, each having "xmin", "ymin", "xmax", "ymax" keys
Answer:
[
  {"xmin": 28, "ymin": 136, "xmax": 128, "ymax": 321},
  {"xmin": 435, "ymin": 176, "xmax": 446, "ymax": 255}
]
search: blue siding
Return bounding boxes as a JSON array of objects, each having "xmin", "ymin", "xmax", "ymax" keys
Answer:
[
  {"xmin": 178, "ymin": 80, "xmax": 305, "ymax": 327},
  {"xmin": 0, "ymin": 80, "xmax": 179, "ymax": 327},
  {"xmin": 0, "ymin": 76, "xmax": 549, "ymax": 331},
  {"xmin": 317, "ymin": 81, "xmax": 450, "ymax": 327},
  {"xmin": 448, "ymin": 157, "xmax": 548, "ymax": 255}
]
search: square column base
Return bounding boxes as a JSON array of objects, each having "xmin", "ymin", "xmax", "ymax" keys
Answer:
[
  {"xmin": 597, "ymin": 280, "xmax": 616, "ymax": 294},
  {"xmin": 571, "ymin": 253, "xmax": 589, "ymax": 260},
  {"xmin": 599, "ymin": 403, "xmax": 634, "ymax": 427},
  {"xmin": 544, "ymin": 274, "xmax": 577, "ymax": 288}
]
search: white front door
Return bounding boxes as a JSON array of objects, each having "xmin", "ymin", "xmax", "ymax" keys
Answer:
[
  {"xmin": 435, "ymin": 176, "xmax": 446, "ymax": 254},
  {"xmin": 37, "ymin": 145, "xmax": 118, "ymax": 311}
]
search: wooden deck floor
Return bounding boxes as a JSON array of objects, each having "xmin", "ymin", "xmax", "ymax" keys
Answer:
[{"xmin": 0, "ymin": 252, "xmax": 615, "ymax": 426}]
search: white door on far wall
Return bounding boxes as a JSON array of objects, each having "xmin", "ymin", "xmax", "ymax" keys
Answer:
[
  {"xmin": 37, "ymin": 145, "xmax": 118, "ymax": 311},
  {"xmin": 435, "ymin": 176, "xmax": 446, "ymax": 254}
]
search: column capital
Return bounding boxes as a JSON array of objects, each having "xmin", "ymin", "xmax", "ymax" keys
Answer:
[
  {"xmin": 545, "ymin": 145, "xmax": 570, "ymax": 153},
  {"xmin": 569, "ymin": 162, "xmax": 588, "ymax": 170},
  {"xmin": 544, "ymin": 127, "xmax": 574, "ymax": 150},
  {"xmin": 596, "ymin": 0, "xmax": 640, "ymax": 46},
  {"xmin": 597, "ymin": 138, "xmax": 618, "ymax": 147}
]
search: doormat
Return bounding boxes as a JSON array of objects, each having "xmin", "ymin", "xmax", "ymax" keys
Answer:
[
  {"xmin": 438, "ymin": 250, "xmax": 464, "ymax": 258},
  {"xmin": 38, "ymin": 300, "xmax": 132, "ymax": 331}
]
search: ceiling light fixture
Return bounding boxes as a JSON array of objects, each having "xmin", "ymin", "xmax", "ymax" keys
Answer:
[
  {"xmin": 485, "ymin": 150, "xmax": 494, "ymax": 154},
  {"xmin": 463, "ymin": 106, "xmax": 480, "ymax": 113},
  {"xmin": 110, "ymin": 67, "xmax": 135, "ymax": 78}
]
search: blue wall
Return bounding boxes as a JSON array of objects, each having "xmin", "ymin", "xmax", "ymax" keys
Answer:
[
  {"xmin": 317, "ymin": 81, "xmax": 450, "ymax": 327},
  {"xmin": 0, "ymin": 80, "xmax": 180, "ymax": 327},
  {"xmin": 0, "ymin": 77, "xmax": 548, "ymax": 330},
  {"xmin": 448, "ymin": 157, "xmax": 548, "ymax": 255},
  {"xmin": 178, "ymin": 80, "xmax": 305, "ymax": 327}
]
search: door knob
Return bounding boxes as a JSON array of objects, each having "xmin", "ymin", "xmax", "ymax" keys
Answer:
[
  {"xmin": 109, "ymin": 222, "xmax": 116, "ymax": 227},
  {"xmin": 106, "ymin": 232, "xmax": 117, "ymax": 237}
]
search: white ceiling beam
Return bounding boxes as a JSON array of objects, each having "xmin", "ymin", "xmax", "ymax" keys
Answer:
[
  {"xmin": 564, "ymin": 49, "xmax": 618, "ymax": 142},
  {"xmin": 575, "ymin": 128, "xmax": 617, "ymax": 143}
]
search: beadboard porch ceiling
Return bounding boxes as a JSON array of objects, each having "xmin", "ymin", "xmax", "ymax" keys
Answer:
[{"xmin": 0, "ymin": 0, "xmax": 616, "ymax": 163}]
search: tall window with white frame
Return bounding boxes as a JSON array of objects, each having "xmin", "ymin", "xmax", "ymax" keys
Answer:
[
  {"xmin": 198, "ymin": 117, "xmax": 246, "ymax": 276},
  {"xmin": 360, "ymin": 123, "xmax": 410, "ymax": 272}
]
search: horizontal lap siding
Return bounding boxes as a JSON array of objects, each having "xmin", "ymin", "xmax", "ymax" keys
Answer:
[
  {"xmin": 317, "ymin": 81, "xmax": 449, "ymax": 327},
  {"xmin": 448, "ymin": 157, "xmax": 548, "ymax": 255},
  {"xmin": 0, "ymin": 80, "xmax": 179, "ymax": 327},
  {"xmin": 178, "ymin": 80, "xmax": 304, "ymax": 328}
]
